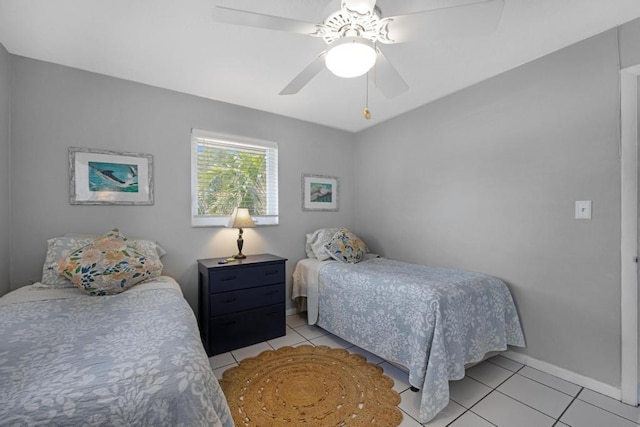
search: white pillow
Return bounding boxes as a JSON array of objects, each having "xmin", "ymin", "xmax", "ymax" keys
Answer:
[
  {"xmin": 39, "ymin": 236, "xmax": 94, "ymax": 288},
  {"xmin": 305, "ymin": 228, "xmax": 341, "ymax": 260},
  {"xmin": 64, "ymin": 232, "xmax": 167, "ymax": 257}
]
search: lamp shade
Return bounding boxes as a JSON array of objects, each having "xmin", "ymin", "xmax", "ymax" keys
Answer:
[
  {"xmin": 325, "ymin": 36, "xmax": 377, "ymax": 78},
  {"xmin": 227, "ymin": 207, "xmax": 255, "ymax": 229}
]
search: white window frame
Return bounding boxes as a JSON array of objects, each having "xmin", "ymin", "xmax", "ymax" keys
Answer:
[{"xmin": 191, "ymin": 129, "xmax": 279, "ymax": 227}]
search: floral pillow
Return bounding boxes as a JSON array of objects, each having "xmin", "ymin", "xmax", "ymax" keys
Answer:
[
  {"xmin": 38, "ymin": 234, "xmax": 165, "ymax": 289},
  {"xmin": 323, "ymin": 228, "xmax": 369, "ymax": 264},
  {"xmin": 56, "ymin": 229, "xmax": 163, "ymax": 296}
]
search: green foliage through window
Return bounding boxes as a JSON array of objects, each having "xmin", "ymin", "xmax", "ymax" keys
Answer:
[
  {"xmin": 191, "ymin": 131, "xmax": 278, "ymax": 226},
  {"xmin": 196, "ymin": 144, "xmax": 266, "ymax": 215}
]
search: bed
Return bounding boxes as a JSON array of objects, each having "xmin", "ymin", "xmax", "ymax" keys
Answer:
[
  {"xmin": 0, "ymin": 230, "xmax": 233, "ymax": 427},
  {"xmin": 0, "ymin": 276, "xmax": 233, "ymax": 426},
  {"xmin": 292, "ymin": 229, "xmax": 525, "ymax": 424}
]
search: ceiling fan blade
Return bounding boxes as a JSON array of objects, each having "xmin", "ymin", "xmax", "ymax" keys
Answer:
[
  {"xmin": 212, "ymin": 6, "xmax": 319, "ymax": 35},
  {"xmin": 385, "ymin": 0, "xmax": 504, "ymax": 43},
  {"xmin": 370, "ymin": 47, "xmax": 408, "ymax": 99},
  {"xmin": 279, "ymin": 51, "xmax": 327, "ymax": 95}
]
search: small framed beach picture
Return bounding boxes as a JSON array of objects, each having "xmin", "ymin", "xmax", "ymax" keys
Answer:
[
  {"xmin": 302, "ymin": 174, "xmax": 338, "ymax": 211},
  {"xmin": 69, "ymin": 147, "xmax": 154, "ymax": 205}
]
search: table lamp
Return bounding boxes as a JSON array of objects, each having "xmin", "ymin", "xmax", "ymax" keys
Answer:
[{"xmin": 227, "ymin": 207, "xmax": 255, "ymax": 259}]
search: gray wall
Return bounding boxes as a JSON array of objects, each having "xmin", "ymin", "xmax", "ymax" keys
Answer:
[
  {"xmin": 0, "ymin": 43, "xmax": 10, "ymax": 297},
  {"xmin": 9, "ymin": 56, "xmax": 356, "ymax": 311},
  {"xmin": 354, "ymin": 29, "xmax": 623, "ymax": 387},
  {"xmin": 621, "ymin": 19, "xmax": 640, "ymax": 69}
]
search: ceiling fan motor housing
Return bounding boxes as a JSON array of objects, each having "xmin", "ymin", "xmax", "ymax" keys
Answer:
[{"xmin": 312, "ymin": 4, "xmax": 394, "ymax": 45}]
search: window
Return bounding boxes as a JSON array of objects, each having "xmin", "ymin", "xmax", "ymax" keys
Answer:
[{"xmin": 191, "ymin": 129, "xmax": 278, "ymax": 226}]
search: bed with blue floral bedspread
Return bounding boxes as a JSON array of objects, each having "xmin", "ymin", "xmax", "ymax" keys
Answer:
[
  {"xmin": 293, "ymin": 257, "xmax": 525, "ymax": 424},
  {"xmin": 0, "ymin": 276, "xmax": 233, "ymax": 427}
]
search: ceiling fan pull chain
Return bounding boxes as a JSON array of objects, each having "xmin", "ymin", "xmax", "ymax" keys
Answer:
[{"xmin": 364, "ymin": 73, "xmax": 371, "ymax": 120}]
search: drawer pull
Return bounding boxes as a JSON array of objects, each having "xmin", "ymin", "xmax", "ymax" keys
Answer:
[
  {"xmin": 220, "ymin": 320, "xmax": 237, "ymax": 327},
  {"xmin": 220, "ymin": 275, "xmax": 237, "ymax": 282},
  {"xmin": 264, "ymin": 291, "xmax": 279, "ymax": 297},
  {"xmin": 223, "ymin": 298, "xmax": 237, "ymax": 304},
  {"xmin": 264, "ymin": 270, "xmax": 279, "ymax": 276}
]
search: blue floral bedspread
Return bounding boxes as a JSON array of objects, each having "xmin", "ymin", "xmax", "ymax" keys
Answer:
[
  {"xmin": 316, "ymin": 258, "xmax": 525, "ymax": 423},
  {"xmin": 0, "ymin": 281, "xmax": 233, "ymax": 426}
]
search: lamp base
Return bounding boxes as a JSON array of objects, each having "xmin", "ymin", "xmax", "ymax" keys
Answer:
[{"xmin": 234, "ymin": 228, "xmax": 247, "ymax": 259}]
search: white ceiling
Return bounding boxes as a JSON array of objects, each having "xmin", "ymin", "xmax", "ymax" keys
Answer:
[{"xmin": 1, "ymin": 0, "xmax": 640, "ymax": 132}]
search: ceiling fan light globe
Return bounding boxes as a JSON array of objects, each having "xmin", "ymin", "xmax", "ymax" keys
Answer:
[{"xmin": 325, "ymin": 37, "xmax": 377, "ymax": 78}]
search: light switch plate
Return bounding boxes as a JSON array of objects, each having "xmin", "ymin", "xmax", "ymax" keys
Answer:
[{"xmin": 575, "ymin": 200, "xmax": 592, "ymax": 219}]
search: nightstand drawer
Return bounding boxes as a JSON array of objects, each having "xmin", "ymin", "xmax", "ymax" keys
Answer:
[
  {"xmin": 209, "ymin": 263, "xmax": 284, "ymax": 292},
  {"xmin": 209, "ymin": 303, "xmax": 285, "ymax": 354},
  {"xmin": 210, "ymin": 283, "xmax": 284, "ymax": 316}
]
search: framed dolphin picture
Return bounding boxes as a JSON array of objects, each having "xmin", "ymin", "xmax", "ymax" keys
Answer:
[{"xmin": 69, "ymin": 147, "xmax": 153, "ymax": 205}]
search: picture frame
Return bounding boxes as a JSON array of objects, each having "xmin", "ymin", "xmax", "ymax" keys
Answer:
[
  {"xmin": 302, "ymin": 174, "xmax": 338, "ymax": 211},
  {"xmin": 69, "ymin": 147, "xmax": 154, "ymax": 205}
]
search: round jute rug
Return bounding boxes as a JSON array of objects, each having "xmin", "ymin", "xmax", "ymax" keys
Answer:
[{"xmin": 219, "ymin": 345, "xmax": 402, "ymax": 426}]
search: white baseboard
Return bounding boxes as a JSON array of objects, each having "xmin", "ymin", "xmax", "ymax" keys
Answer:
[
  {"xmin": 503, "ymin": 350, "xmax": 621, "ymax": 401},
  {"xmin": 285, "ymin": 307, "xmax": 299, "ymax": 316}
]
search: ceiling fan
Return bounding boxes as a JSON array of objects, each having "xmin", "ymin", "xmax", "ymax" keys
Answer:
[{"xmin": 212, "ymin": 0, "xmax": 504, "ymax": 99}]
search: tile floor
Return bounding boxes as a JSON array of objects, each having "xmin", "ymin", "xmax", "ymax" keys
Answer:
[{"xmin": 209, "ymin": 313, "xmax": 640, "ymax": 427}]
